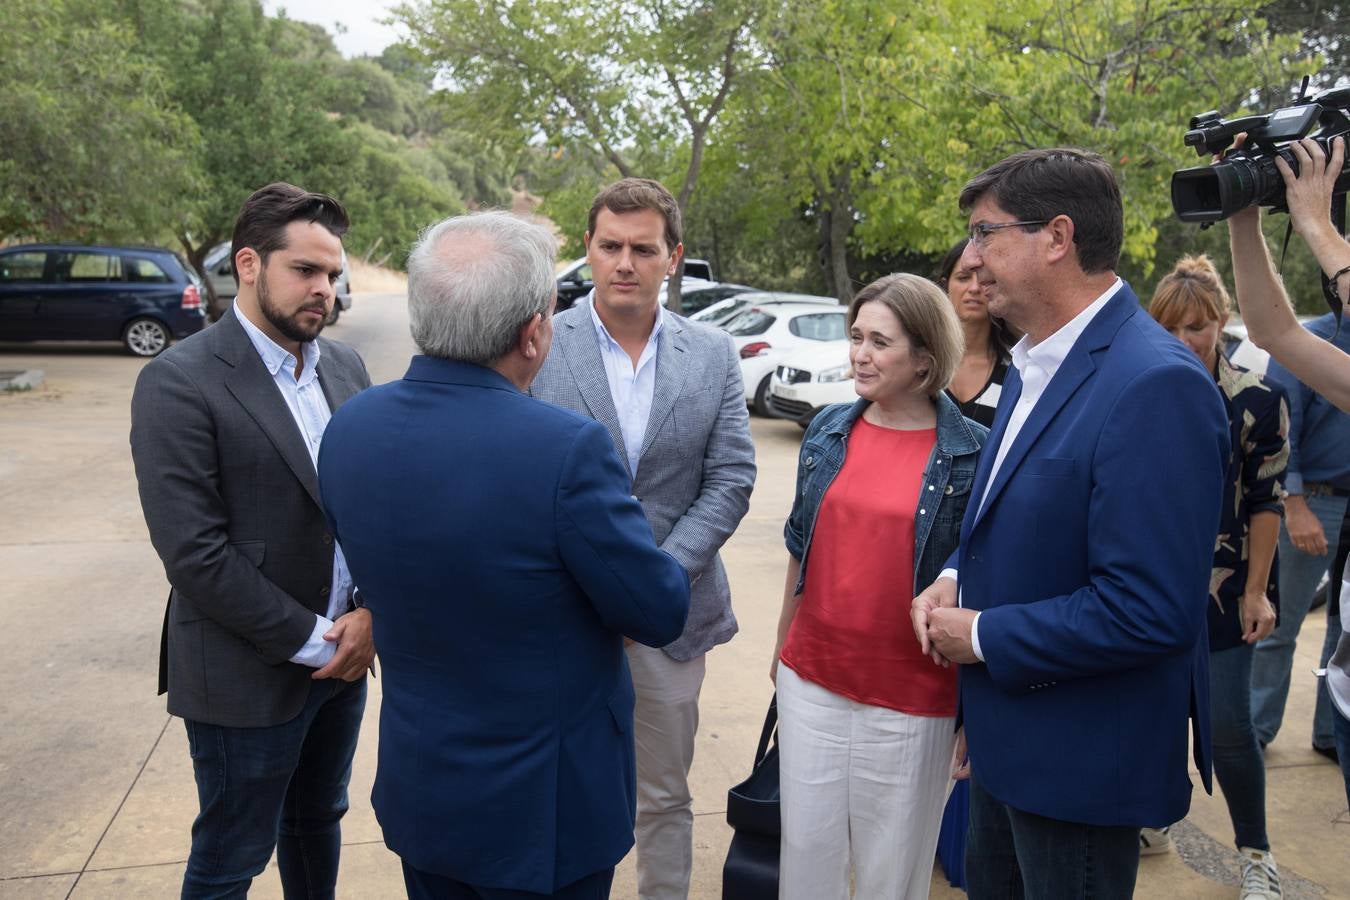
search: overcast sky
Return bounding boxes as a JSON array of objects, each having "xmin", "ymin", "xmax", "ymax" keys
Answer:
[{"xmin": 264, "ymin": 0, "xmax": 406, "ymax": 58}]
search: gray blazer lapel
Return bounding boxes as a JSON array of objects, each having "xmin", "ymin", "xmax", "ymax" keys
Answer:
[
  {"xmin": 317, "ymin": 352, "xmax": 358, "ymax": 413},
  {"xmin": 559, "ymin": 304, "xmax": 628, "ymax": 473},
  {"xmin": 639, "ymin": 312, "xmax": 690, "ymax": 461},
  {"xmin": 215, "ymin": 311, "xmax": 323, "ymax": 508}
]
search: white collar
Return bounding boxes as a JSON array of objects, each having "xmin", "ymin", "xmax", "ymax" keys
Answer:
[
  {"xmin": 1010, "ymin": 277, "xmax": 1122, "ymax": 376},
  {"xmin": 588, "ymin": 295, "xmax": 664, "ymax": 349},
  {"xmin": 234, "ymin": 300, "xmax": 321, "ymax": 381}
]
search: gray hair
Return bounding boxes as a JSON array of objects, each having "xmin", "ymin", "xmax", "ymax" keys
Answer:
[{"xmin": 406, "ymin": 211, "xmax": 558, "ymax": 364}]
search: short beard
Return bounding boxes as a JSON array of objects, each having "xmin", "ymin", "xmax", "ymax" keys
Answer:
[{"xmin": 258, "ymin": 267, "xmax": 326, "ymax": 344}]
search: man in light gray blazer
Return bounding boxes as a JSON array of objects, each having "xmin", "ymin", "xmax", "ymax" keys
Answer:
[
  {"xmin": 130, "ymin": 183, "xmax": 373, "ymax": 899},
  {"xmin": 531, "ymin": 177, "xmax": 756, "ymax": 899}
]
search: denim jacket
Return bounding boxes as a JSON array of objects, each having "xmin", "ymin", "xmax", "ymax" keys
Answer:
[{"xmin": 784, "ymin": 392, "xmax": 988, "ymax": 596}]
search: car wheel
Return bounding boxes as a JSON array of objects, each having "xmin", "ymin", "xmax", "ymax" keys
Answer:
[
  {"xmin": 325, "ymin": 306, "xmax": 340, "ymax": 326},
  {"xmin": 123, "ymin": 317, "xmax": 171, "ymax": 357},
  {"xmin": 752, "ymin": 374, "xmax": 773, "ymax": 416}
]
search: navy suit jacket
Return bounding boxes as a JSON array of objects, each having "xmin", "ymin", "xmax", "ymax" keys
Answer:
[
  {"xmin": 957, "ymin": 284, "xmax": 1229, "ymax": 828},
  {"xmin": 318, "ymin": 356, "xmax": 690, "ymax": 893}
]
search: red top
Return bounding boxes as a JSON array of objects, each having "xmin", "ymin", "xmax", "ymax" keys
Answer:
[{"xmin": 780, "ymin": 418, "xmax": 956, "ymax": 716}]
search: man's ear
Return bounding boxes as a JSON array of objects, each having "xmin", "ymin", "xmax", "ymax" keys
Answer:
[
  {"xmin": 519, "ymin": 313, "xmax": 545, "ymax": 360},
  {"xmin": 667, "ymin": 241, "xmax": 685, "ymax": 277},
  {"xmin": 583, "ymin": 231, "xmax": 593, "ymax": 261},
  {"xmin": 235, "ymin": 247, "xmax": 261, "ymax": 287},
  {"xmin": 1044, "ymin": 215, "xmax": 1076, "ymax": 267}
]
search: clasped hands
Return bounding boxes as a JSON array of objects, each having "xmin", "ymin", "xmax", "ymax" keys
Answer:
[
  {"xmin": 313, "ymin": 607, "xmax": 375, "ymax": 682},
  {"xmin": 910, "ymin": 577, "xmax": 978, "ymax": 666}
]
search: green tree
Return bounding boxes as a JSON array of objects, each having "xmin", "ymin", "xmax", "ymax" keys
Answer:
[
  {"xmin": 703, "ymin": 0, "xmax": 1309, "ymax": 300},
  {"xmin": 163, "ymin": 0, "xmax": 361, "ymax": 315},
  {"xmin": 395, "ymin": 0, "xmax": 759, "ymax": 309},
  {"xmin": 0, "ymin": 0, "xmax": 198, "ymax": 242}
]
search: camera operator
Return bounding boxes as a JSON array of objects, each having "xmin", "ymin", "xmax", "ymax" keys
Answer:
[
  {"xmin": 1229, "ymin": 135, "xmax": 1350, "ymax": 406},
  {"xmin": 1228, "ymin": 133, "xmax": 1350, "ymax": 808}
]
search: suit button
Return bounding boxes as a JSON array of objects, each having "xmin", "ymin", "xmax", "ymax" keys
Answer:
[
  {"xmin": 322, "ymin": 533, "xmax": 333, "ymax": 545},
  {"xmin": 319, "ymin": 585, "xmax": 330, "ymax": 597}
]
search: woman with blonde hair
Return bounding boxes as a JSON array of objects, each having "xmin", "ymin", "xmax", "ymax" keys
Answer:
[
  {"xmin": 1146, "ymin": 253, "xmax": 1290, "ymax": 900},
  {"xmin": 770, "ymin": 272, "xmax": 987, "ymax": 899}
]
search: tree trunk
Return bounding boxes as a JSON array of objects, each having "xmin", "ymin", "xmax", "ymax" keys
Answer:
[
  {"xmin": 666, "ymin": 266, "xmax": 684, "ymax": 314},
  {"xmin": 814, "ymin": 169, "xmax": 854, "ymax": 305},
  {"xmin": 180, "ymin": 233, "xmax": 226, "ymax": 321}
]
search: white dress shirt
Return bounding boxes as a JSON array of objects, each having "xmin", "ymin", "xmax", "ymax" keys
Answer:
[
  {"xmin": 235, "ymin": 303, "xmax": 352, "ymax": 668},
  {"xmin": 946, "ymin": 279, "xmax": 1122, "ymax": 661},
  {"xmin": 589, "ymin": 299, "xmax": 663, "ymax": 477}
]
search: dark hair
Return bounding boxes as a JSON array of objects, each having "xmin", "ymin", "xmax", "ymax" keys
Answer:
[
  {"xmin": 935, "ymin": 237, "xmax": 1017, "ymax": 360},
  {"xmin": 587, "ymin": 178, "xmax": 682, "ymax": 253},
  {"xmin": 231, "ymin": 182, "xmax": 350, "ymax": 264},
  {"xmin": 958, "ymin": 148, "xmax": 1123, "ymax": 274}
]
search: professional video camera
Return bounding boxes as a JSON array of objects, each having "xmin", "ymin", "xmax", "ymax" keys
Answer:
[{"xmin": 1171, "ymin": 85, "xmax": 1350, "ymax": 224}]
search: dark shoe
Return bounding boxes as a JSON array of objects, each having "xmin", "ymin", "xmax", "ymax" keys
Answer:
[{"xmin": 1312, "ymin": 743, "xmax": 1339, "ymax": 763}]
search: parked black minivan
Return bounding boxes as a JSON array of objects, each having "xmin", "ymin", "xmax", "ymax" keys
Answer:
[{"xmin": 0, "ymin": 243, "xmax": 207, "ymax": 356}]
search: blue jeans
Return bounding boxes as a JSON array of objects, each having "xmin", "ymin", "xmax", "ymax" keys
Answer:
[
  {"xmin": 964, "ymin": 776, "xmax": 1139, "ymax": 900},
  {"xmin": 1209, "ymin": 644, "xmax": 1268, "ymax": 851},
  {"xmin": 401, "ymin": 862, "xmax": 614, "ymax": 899},
  {"xmin": 181, "ymin": 677, "xmax": 367, "ymax": 900},
  {"xmin": 1251, "ymin": 491, "xmax": 1346, "ymax": 748},
  {"xmin": 1335, "ymin": 706, "xmax": 1350, "ymax": 810}
]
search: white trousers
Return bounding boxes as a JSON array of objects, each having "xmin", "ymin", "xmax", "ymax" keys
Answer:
[
  {"xmin": 777, "ymin": 665, "xmax": 955, "ymax": 900},
  {"xmin": 626, "ymin": 642, "xmax": 706, "ymax": 900}
]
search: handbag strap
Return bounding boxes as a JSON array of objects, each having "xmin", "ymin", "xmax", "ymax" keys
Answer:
[{"xmin": 753, "ymin": 694, "xmax": 778, "ymax": 766}]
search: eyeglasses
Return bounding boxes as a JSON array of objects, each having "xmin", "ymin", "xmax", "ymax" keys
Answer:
[{"xmin": 967, "ymin": 220, "xmax": 1050, "ymax": 247}]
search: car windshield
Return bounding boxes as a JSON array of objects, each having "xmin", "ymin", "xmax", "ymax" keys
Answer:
[
  {"xmin": 691, "ymin": 297, "xmax": 748, "ymax": 324},
  {"xmin": 725, "ymin": 309, "xmax": 776, "ymax": 336}
]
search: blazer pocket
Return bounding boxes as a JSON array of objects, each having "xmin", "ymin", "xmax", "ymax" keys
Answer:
[
  {"xmin": 1024, "ymin": 457, "xmax": 1075, "ymax": 477},
  {"xmin": 671, "ymin": 394, "xmax": 712, "ymax": 458},
  {"xmin": 230, "ymin": 540, "xmax": 266, "ymax": 566}
]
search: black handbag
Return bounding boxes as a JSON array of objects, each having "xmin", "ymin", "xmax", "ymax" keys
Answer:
[{"xmin": 722, "ymin": 696, "xmax": 780, "ymax": 899}]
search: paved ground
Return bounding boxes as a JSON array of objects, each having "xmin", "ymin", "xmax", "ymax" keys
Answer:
[{"xmin": 1, "ymin": 293, "xmax": 1346, "ymax": 899}]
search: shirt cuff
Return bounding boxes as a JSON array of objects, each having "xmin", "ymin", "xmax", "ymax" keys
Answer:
[
  {"xmin": 940, "ymin": 567, "xmax": 958, "ymax": 583},
  {"xmin": 288, "ymin": 615, "xmax": 337, "ymax": 668},
  {"xmin": 1285, "ymin": 472, "xmax": 1304, "ymax": 495},
  {"xmin": 970, "ymin": 611, "xmax": 985, "ymax": 662}
]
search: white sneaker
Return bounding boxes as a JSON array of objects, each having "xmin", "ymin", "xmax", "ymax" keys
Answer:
[
  {"xmin": 1139, "ymin": 825, "xmax": 1172, "ymax": 855},
  {"xmin": 1238, "ymin": 847, "xmax": 1282, "ymax": 899}
]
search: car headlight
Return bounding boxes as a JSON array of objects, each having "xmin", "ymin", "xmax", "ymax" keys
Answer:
[{"xmin": 817, "ymin": 364, "xmax": 851, "ymax": 383}]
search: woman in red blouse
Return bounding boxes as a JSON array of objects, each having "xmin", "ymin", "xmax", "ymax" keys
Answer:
[{"xmin": 771, "ymin": 273, "xmax": 989, "ymax": 899}]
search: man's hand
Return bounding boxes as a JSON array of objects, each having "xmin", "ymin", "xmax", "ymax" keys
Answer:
[
  {"xmin": 926, "ymin": 607, "xmax": 979, "ymax": 666},
  {"xmin": 1239, "ymin": 591, "xmax": 1278, "ymax": 644},
  {"xmin": 912, "ymin": 576, "xmax": 958, "ymax": 664},
  {"xmin": 1277, "ymin": 136, "xmax": 1345, "ymax": 239},
  {"xmin": 950, "ymin": 726, "xmax": 970, "ymax": 781},
  {"xmin": 1285, "ymin": 495, "xmax": 1327, "ymax": 555},
  {"xmin": 313, "ymin": 607, "xmax": 374, "ymax": 681}
]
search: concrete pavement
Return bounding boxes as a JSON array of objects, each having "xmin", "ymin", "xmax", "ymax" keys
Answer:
[{"xmin": 0, "ymin": 293, "xmax": 1345, "ymax": 898}]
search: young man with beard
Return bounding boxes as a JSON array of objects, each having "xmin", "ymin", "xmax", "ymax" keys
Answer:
[{"xmin": 130, "ymin": 183, "xmax": 374, "ymax": 898}]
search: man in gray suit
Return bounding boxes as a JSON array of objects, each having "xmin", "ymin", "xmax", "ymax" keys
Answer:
[
  {"xmin": 130, "ymin": 183, "xmax": 374, "ymax": 899},
  {"xmin": 531, "ymin": 177, "xmax": 756, "ymax": 899}
]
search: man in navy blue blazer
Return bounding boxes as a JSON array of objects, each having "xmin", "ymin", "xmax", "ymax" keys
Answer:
[
  {"xmin": 912, "ymin": 149, "xmax": 1230, "ymax": 897},
  {"xmin": 318, "ymin": 211, "xmax": 691, "ymax": 899}
]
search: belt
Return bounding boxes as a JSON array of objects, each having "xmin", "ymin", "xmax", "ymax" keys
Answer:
[{"xmin": 1303, "ymin": 481, "xmax": 1350, "ymax": 498}]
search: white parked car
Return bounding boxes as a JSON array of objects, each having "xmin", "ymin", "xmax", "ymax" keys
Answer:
[
  {"xmin": 766, "ymin": 340, "xmax": 854, "ymax": 426},
  {"xmin": 692, "ymin": 291, "xmax": 831, "ymax": 329},
  {"xmin": 723, "ymin": 297, "xmax": 846, "ymax": 414}
]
